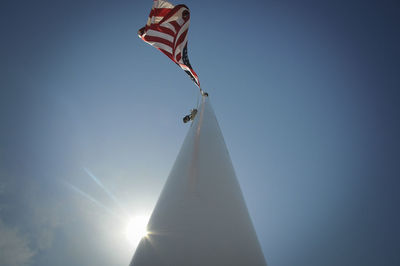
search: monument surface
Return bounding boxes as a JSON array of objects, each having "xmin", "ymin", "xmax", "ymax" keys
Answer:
[{"xmin": 130, "ymin": 96, "xmax": 267, "ymax": 266}]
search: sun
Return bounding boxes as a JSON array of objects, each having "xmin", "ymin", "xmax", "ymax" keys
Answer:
[{"xmin": 125, "ymin": 215, "xmax": 150, "ymax": 246}]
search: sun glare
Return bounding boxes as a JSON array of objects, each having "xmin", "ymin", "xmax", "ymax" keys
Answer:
[{"xmin": 125, "ymin": 215, "xmax": 150, "ymax": 246}]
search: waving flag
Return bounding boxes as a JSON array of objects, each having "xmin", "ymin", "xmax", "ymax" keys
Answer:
[{"xmin": 138, "ymin": 0, "xmax": 200, "ymax": 88}]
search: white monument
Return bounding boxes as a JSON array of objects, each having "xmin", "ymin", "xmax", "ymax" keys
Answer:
[{"xmin": 130, "ymin": 95, "xmax": 267, "ymax": 266}]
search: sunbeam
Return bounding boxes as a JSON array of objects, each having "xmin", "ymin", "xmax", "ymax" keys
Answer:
[
  {"xmin": 63, "ymin": 181, "xmax": 121, "ymax": 220},
  {"xmin": 83, "ymin": 168, "xmax": 129, "ymax": 216}
]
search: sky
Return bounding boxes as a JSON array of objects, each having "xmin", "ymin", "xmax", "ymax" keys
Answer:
[{"xmin": 0, "ymin": 0, "xmax": 399, "ymax": 265}]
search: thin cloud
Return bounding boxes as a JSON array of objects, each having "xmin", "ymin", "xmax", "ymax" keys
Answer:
[{"xmin": 0, "ymin": 219, "xmax": 35, "ymax": 266}]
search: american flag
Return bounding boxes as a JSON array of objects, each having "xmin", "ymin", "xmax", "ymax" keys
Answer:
[{"xmin": 138, "ymin": 0, "xmax": 200, "ymax": 88}]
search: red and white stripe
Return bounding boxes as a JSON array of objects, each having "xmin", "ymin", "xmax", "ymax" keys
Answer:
[{"xmin": 138, "ymin": 0, "xmax": 200, "ymax": 87}]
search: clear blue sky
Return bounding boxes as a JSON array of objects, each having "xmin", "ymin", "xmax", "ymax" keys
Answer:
[{"xmin": 1, "ymin": 0, "xmax": 399, "ymax": 265}]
